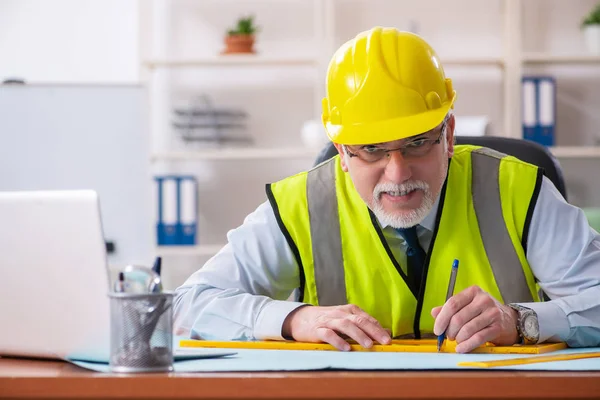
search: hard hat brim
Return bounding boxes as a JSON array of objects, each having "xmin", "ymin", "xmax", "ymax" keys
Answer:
[{"xmin": 325, "ymin": 93, "xmax": 455, "ymax": 145}]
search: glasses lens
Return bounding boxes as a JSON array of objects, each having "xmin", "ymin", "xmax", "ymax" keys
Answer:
[
  {"xmin": 348, "ymin": 124, "xmax": 444, "ymax": 162},
  {"xmin": 360, "ymin": 148, "xmax": 388, "ymax": 162},
  {"xmin": 403, "ymin": 141, "xmax": 434, "ymax": 158}
]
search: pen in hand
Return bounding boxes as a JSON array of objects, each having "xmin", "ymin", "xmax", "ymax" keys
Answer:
[{"xmin": 437, "ymin": 259, "xmax": 459, "ymax": 352}]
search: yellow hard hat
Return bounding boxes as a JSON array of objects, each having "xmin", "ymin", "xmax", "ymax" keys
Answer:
[{"xmin": 322, "ymin": 27, "xmax": 456, "ymax": 145}]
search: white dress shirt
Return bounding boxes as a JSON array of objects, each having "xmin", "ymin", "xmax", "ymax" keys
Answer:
[{"xmin": 173, "ymin": 176, "xmax": 600, "ymax": 347}]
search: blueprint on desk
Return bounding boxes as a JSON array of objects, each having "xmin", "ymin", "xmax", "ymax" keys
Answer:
[{"xmin": 72, "ymin": 347, "xmax": 600, "ymax": 373}]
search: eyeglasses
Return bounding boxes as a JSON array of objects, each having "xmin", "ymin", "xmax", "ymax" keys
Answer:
[{"xmin": 344, "ymin": 122, "xmax": 446, "ymax": 163}]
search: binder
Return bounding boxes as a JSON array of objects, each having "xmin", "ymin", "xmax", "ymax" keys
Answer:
[
  {"xmin": 537, "ymin": 76, "xmax": 556, "ymax": 147},
  {"xmin": 155, "ymin": 176, "xmax": 179, "ymax": 245},
  {"xmin": 178, "ymin": 176, "xmax": 198, "ymax": 245},
  {"xmin": 522, "ymin": 77, "xmax": 537, "ymax": 143},
  {"xmin": 522, "ymin": 76, "xmax": 556, "ymax": 147}
]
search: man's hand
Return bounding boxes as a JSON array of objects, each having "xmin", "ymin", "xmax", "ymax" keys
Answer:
[
  {"xmin": 431, "ymin": 285, "xmax": 519, "ymax": 353},
  {"xmin": 282, "ymin": 304, "xmax": 392, "ymax": 351}
]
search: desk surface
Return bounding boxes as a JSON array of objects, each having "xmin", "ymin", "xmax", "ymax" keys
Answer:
[{"xmin": 1, "ymin": 358, "xmax": 600, "ymax": 400}]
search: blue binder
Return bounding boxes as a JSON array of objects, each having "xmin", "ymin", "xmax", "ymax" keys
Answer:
[
  {"xmin": 177, "ymin": 176, "xmax": 198, "ymax": 245},
  {"xmin": 522, "ymin": 77, "xmax": 537, "ymax": 143},
  {"xmin": 155, "ymin": 176, "xmax": 179, "ymax": 245},
  {"xmin": 522, "ymin": 76, "xmax": 556, "ymax": 147},
  {"xmin": 537, "ymin": 76, "xmax": 556, "ymax": 147}
]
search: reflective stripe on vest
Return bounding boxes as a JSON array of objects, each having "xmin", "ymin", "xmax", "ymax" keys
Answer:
[
  {"xmin": 471, "ymin": 148, "xmax": 534, "ymax": 303},
  {"xmin": 306, "ymin": 159, "xmax": 346, "ymax": 306},
  {"xmin": 307, "ymin": 149, "xmax": 533, "ymax": 305}
]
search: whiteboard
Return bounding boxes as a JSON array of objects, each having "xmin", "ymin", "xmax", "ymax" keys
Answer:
[{"xmin": 0, "ymin": 84, "xmax": 152, "ymax": 267}]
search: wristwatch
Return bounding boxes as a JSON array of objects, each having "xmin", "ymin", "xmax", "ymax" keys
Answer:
[{"xmin": 508, "ymin": 304, "xmax": 540, "ymax": 345}]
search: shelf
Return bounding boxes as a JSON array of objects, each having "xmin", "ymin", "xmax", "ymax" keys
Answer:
[
  {"xmin": 441, "ymin": 56, "xmax": 505, "ymax": 67},
  {"xmin": 550, "ymin": 146, "xmax": 600, "ymax": 158},
  {"xmin": 151, "ymin": 146, "xmax": 600, "ymax": 161},
  {"xmin": 522, "ymin": 53, "xmax": 600, "ymax": 64},
  {"xmin": 144, "ymin": 55, "xmax": 318, "ymax": 68},
  {"xmin": 145, "ymin": 56, "xmax": 505, "ymax": 68},
  {"xmin": 151, "ymin": 147, "xmax": 322, "ymax": 161},
  {"xmin": 157, "ymin": 244, "xmax": 225, "ymax": 257}
]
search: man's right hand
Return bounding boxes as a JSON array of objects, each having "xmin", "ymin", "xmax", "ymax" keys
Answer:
[{"xmin": 281, "ymin": 304, "xmax": 392, "ymax": 351}]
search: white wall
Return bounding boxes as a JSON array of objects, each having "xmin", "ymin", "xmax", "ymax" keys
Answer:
[{"xmin": 0, "ymin": 0, "xmax": 139, "ymax": 83}]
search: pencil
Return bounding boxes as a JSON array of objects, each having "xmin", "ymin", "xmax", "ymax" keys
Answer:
[
  {"xmin": 457, "ymin": 351, "xmax": 600, "ymax": 368},
  {"xmin": 437, "ymin": 259, "xmax": 459, "ymax": 352}
]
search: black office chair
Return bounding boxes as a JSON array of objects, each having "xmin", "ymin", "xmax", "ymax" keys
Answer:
[{"xmin": 313, "ymin": 136, "xmax": 568, "ymax": 200}]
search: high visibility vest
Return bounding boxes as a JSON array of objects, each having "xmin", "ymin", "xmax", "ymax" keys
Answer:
[{"xmin": 267, "ymin": 145, "xmax": 543, "ymax": 338}]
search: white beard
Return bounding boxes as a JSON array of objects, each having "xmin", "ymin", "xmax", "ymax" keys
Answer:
[
  {"xmin": 370, "ymin": 180, "xmax": 436, "ymax": 228},
  {"xmin": 344, "ymin": 145, "xmax": 449, "ymax": 229}
]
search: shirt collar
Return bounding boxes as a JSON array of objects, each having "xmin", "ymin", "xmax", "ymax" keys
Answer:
[{"xmin": 375, "ymin": 193, "xmax": 440, "ymax": 233}]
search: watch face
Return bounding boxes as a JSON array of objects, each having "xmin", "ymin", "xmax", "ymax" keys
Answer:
[{"xmin": 524, "ymin": 314, "xmax": 539, "ymax": 336}]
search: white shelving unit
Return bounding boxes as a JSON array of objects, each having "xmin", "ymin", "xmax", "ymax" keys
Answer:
[
  {"xmin": 141, "ymin": 0, "xmax": 331, "ymax": 263},
  {"xmin": 141, "ymin": 0, "xmax": 600, "ymax": 260},
  {"xmin": 142, "ymin": 0, "xmax": 331, "ymax": 159}
]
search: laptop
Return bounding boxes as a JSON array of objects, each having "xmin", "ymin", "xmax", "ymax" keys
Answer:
[
  {"xmin": 0, "ymin": 190, "xmax": 112, "ymax": 361},
  {"xmin": 0, "ymin": 190, "xmax": 234, "ymax": 363}
]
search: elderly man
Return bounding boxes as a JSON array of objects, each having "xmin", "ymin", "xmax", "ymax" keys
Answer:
[{"xmin": 174, "ymin": 27, "xmax": 600, "ymax": 353}]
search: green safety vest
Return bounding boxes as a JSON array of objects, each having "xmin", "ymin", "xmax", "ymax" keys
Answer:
[{"xmin": 266, "ymin": 145, "xmax": 543, "ymax": 338}]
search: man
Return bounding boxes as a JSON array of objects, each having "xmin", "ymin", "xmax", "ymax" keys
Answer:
[{"xmin": 174, "ymin": 27, "xmax": 600, "ymax": 353}]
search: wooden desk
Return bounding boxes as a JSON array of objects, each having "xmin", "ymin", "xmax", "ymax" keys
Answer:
[{"xmin": 1, "ymin": 358, "xmax": 599, "ymax": 399}]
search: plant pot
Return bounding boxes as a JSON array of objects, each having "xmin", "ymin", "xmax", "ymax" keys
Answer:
[
  {"xmin": 583, "ymin": 25, "xmax": 600, "ymax": 55},
  {"xmin": 223, "ymin": 34, "xmax": 255, "ymax": 54}
]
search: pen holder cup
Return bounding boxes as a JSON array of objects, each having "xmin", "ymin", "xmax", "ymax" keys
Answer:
[{"xmin": 108, "ymin": 292, "xmax": 175, "ymax": 373}]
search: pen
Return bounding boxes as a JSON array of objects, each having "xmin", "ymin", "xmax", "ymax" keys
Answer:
[
  {"xmin": 152, "ymin": 256, "xmax": 162, "ymax": 277},
  {"xmin": 437, "ymin": 259, "xmax": 459, "ymax": 352},
  {"xmin": 149, "ymin": 257, "xmax": 163, "ymax": 293},
  {"xmin": 114, "ymin": 271, "xmax": 126, "ymax": 293}
]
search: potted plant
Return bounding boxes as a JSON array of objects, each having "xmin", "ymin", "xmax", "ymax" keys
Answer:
[
  {"xmin": 223, "ymin": 15, "xmax": 259, "ymax": 54},
  {"xmin": 581, "ymin": 3, "xmax": 600, "ymax": 55}
]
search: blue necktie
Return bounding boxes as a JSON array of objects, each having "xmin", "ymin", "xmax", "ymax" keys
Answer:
[{"xmin": 396, "ymin": 226, "xmax": 426, "ymax": 293}]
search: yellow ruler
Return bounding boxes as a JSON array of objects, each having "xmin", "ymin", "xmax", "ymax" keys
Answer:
[
  {"xmin": 179, "ymin": 339, "xmax": 566, "ymax": 354},
  {"xmin": 458, "ymin": 351, "xmax": 600, "ymax": 368}
]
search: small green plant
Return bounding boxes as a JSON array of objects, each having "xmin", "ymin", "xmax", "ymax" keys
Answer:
[
  {"xmin": 581, "ymin": 3, "xmax": 600, "ymax": 27},
  {"xmin": 227, "ymin": 15, "xmax": 259, "ymax": 36}
]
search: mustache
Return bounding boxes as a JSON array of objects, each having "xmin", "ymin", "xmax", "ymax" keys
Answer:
[{"xmin": 373, "ymin": 181, "xmax": 429, "ymax": 200}]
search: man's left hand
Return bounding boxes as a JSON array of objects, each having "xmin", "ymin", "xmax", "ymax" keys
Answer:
[{"xmin": 431, "ymin": 285, "xmax": 519, "ymax": 353}]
